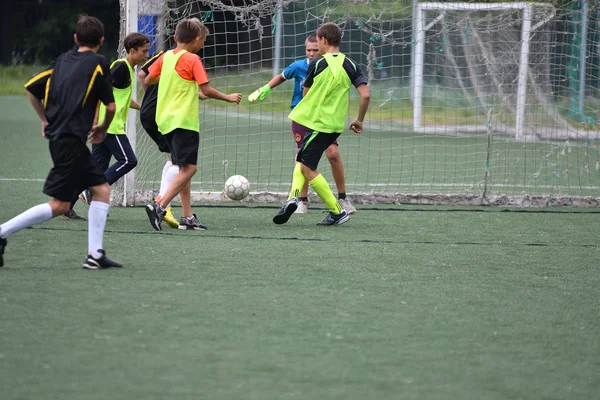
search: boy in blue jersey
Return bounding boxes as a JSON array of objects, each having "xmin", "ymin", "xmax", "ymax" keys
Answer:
[{"xmin": 248, "ymin": 34, "xmax": 356, "ymax": 215}]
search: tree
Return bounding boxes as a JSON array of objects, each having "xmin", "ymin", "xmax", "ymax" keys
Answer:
[{"xmin": 2, "ymin": 0, "xmax": 120, "ymax": 65}]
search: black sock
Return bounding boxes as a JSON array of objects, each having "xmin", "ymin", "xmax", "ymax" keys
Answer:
[
  {"xmin": 70, "ymin": 190, "xmax": 80, "ymax": 209},
  {"xmin": 299, "ymin": 196, "xmax": 308, "ymax": 202},
  {"xmin": 338, "ymin": 192, "xmax": 346, "ymax": 200}
]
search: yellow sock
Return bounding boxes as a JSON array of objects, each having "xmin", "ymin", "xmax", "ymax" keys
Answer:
[
  {"xmin": 309, "ymin": 174, "xmax": 342, "ymax": 214},
  {"xmin": 288, "ymin": 163, "xmax": 306, "ymax": 200}
]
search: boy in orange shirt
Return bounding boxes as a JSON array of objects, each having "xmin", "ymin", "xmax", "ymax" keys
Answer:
[{"xmin": 144, "ymin": 18, "xmax": 241, "ymax": 231}]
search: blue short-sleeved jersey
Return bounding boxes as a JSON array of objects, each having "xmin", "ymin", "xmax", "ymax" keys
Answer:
[{"xmin": 282, "ymin": 58, "xmax": 310, "ymax": 110}]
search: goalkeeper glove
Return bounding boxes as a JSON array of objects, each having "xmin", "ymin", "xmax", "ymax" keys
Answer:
[{"xmin": 248, "ymin": 84, "xmax": 271, "ymax": 102}]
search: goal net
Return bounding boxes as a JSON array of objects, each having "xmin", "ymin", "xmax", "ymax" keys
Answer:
[{"xmin": 115, "ymin": 0, "xmax": 600, "ymax": 207}]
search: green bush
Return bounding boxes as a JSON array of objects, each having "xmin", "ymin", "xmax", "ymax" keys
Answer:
[{"xmin": 0, "ymin": 65, "xmax": 41, "ymax": 95}]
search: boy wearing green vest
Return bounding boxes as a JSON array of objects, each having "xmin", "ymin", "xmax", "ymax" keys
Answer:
[
  {"xmin": 273, "ymin": 22, "xmax": 370, "ymax": 226},
  {"xmin": 248, "ymin": 34, "xmax": 357, "ymax": 216},
  {"xmin": 78, "ymin": 33, "xmax": 150, "ymax": 206},
  {"xmin": 144, "ymin": 18, "xmax": 242, "ymax": 231}
]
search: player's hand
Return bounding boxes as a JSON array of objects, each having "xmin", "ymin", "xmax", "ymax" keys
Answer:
[
  {"xmin": 88, "ymin": 124, "xmax": 108, "ymax": 144},
  {"xmin": 228, "ymin": 93, "xmax": 242, "ymax": 104},
  {"xmin": 41, "ymin": 121, "xmax": 49, "ymax": 139},
  {"xmin": 349, "ymin": 119, "xmax": 363, "ymax": 134},
  {"xmin": 248, "ymin": 84, "xmax": 271, "ymax": 102}
]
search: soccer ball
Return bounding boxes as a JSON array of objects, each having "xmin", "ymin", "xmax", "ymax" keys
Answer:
[{"xmin": 224, "ymin": 175, "xmax": 250, "ymax": 201}]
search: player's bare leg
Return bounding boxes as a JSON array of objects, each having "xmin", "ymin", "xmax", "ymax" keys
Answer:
[
  {"xmin": 176, "ymin": 175, "xmax": 206, "ymax": 230},
  {"xmin": 48, "ymin": 199, "xmax": 71, "ymax": 217},
  {"xmin": 325, "ymin": 145, "xmax": 356, "ymax": 214},
  {"xmin": 179, "ymin": 179, "xmax": 193, "ymax": 218},
  {"xmin": 90, "ymin": 182, "xmax": 110, "ymax": 204},
  {"xmin": 326, "ymin": 145, "xmax": 345, "ymax": 194}
]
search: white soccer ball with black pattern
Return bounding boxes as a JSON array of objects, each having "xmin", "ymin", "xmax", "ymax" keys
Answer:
[{"xmin": 224, "ymin": 175, "xmax": 250, "ymax": 201}]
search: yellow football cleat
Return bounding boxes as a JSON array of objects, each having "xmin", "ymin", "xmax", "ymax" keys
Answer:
[{"xmin": 164, "ymin": 207, "xmax": 179, "ymax": 229}]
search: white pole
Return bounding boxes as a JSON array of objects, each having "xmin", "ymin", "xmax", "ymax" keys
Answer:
[
  {"xmin": 410, "ymin": 0, "xmax": 419, "ymax": 101},
  {"xmin": 273, "ymin": 0, "xmax": 283, "ymax": 77},
  {"xmin": 516, "ymin": 5, "xmax": 532, "ymax": 140},
  {"xmin": 124, "ymin": 0, "xmax": 138, "ymax": 206},
  {"xmin": 157, "ymin": 1, "xmax": 166, "ymax": 51},
  {"xmin": 579, "ymin": 0, "xmax": 589, "ymax": 118},
  {"xmin": 413, "ymin": 4, "xmax": 425, "ymax": 130}
]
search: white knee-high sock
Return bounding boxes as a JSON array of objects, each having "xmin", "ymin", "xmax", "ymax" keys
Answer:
[
  {"xmin": 0, "ymin": 203, "xmax": 53, "ymax": 238},
  {"xmin": 88, "ymin": 201, "xmax": 109, "ymax": 259},
  {"xmin": 159, "ymin": 160, "xmax": 172, "ymax": 195},
  {"xmin": 160, "ymin": 165, "xmax": 179, "ymax": 208}
]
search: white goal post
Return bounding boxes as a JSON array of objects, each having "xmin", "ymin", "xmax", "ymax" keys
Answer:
[
  {"xmin": 123, "ymin": 0, "xmax": 139, "ymax": 207},
  {"xmin": 413, "ymin": 2, "xmax": 556, "ymax": 139}
]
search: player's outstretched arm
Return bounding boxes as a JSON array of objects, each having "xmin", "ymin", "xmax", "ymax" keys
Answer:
[
  {"xmin": 349, "ymin": 84, "xmax": 370, "ymax": 134},
  {"xmin": 248, "ymin": 74, "xmax": 286, "ymax": 102},
  {"xmin": 200, "ymin": 84, "xmax": 242, "ymax": 104}
]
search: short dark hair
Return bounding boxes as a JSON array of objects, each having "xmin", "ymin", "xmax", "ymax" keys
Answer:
[
  {"xmin": 175, "ymin": 18, "xmax": 209, "ymax": 44},
  {"xmin": 124, "ymin": 32, "xmax": 150, "ymax": 52},
  {"xmin": 317, "ymin": 23, "xmax": 342, "ymax": 47},
  {"xmin": 75, "ymin": 15, "xmax": 104, "ymax": 47},
  {"xmin": 306, "ymin": 34, "xmax": 317, "ymax": 44}
]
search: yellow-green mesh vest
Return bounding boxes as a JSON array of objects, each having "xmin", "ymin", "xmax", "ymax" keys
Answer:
[
  {"xmin": 156, "ymin": 50, "xmax": 200, "ymax": 134},
  {"xmin": 288, "ymin": 53, "xmax": 351, "ymax": 133},
  {"xmin": 98, "ymin": 59, "xmax": 134, "ymax": 135}
]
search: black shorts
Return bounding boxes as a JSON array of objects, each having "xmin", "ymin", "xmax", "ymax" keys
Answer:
[
  {"xmin": 164, "ymin": 128, "xmax": 199, "ymax": 166},
  {"xmin": 292, "ymin": 121, "xmax": 338, "ymax": 149},
  {"xmin": 296, "ymin": 129, "xmax": 341, "ymax": 170},
  {"xmin": 43, "ymin": 137, "xmax": 107, "ymax": 202},
  {"xmin": 140, "ymin": 109, "xmax": 169, "ymax": 153}
]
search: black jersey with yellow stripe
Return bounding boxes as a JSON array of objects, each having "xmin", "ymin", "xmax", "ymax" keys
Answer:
[
  {"xmin": 25, "ymin": 49, "xmax": 114, "ymax": 141},
  {"xmin": 24, "ymin": 66, "xmax": 53, "ymax": 101}
]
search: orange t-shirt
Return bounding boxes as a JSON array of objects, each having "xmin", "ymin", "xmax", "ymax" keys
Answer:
[{"xmin": 148, "ymin": 48, "xmax": 209, "ymax": 85}]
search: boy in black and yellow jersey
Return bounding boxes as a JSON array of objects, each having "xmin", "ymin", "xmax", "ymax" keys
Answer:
[
  {"xmin": 78, "ymin": 33, "xmax": 150, "ymax": 206},
  {"xmin": 144, "ymin": 18, "xmax": 241, "ymax": 231},
  {"xmin": 0, "ymin": 16, "xmax": 122, "ymax": 269},
  {"xmin": 273, "ymin": 22, "xmax": 370, "ymax": 226}
]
